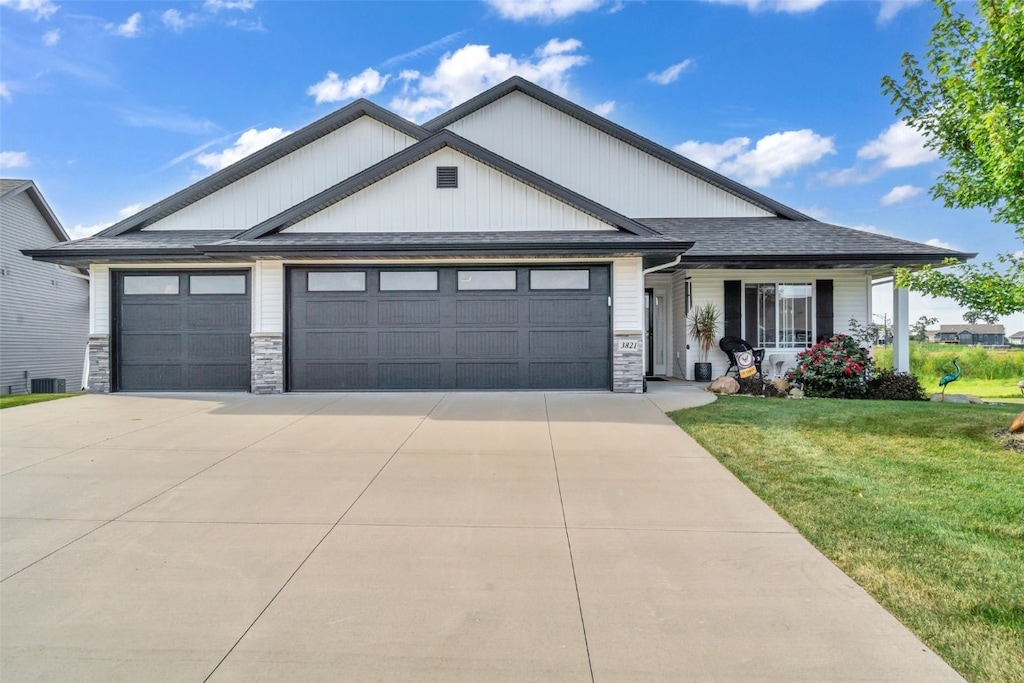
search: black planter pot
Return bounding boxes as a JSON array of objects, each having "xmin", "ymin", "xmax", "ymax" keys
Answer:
[{"xmin": 694, "ymin": 362, "xmax": 713, "ymax": 382}]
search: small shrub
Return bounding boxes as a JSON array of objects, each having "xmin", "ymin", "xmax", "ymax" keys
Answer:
[
  {"xmin": 868, "ymin": 369, "xmax": 927, "ymax": 401},
  {"xmin": 786, "ymin": 335, "xmax": 874, "ymax": 399}
]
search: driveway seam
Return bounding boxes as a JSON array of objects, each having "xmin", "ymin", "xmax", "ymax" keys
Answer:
[
  {"xmin": 201, "ymin": 392, "xmax": 448, "ymax": 682},
  {"xmin": 544, "ymin": 393, "xmax": 596, "ymax": 683}
]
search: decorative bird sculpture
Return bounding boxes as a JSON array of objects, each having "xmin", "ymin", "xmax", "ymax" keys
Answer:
[{"xmin": 938, "ymin": 357, "xmax": 961, "ymax": 400}]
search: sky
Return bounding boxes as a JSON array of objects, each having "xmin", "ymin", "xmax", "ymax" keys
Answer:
[{"xmin": 1, "ymin": 0, "xmax": 1021, "ymax": 335}]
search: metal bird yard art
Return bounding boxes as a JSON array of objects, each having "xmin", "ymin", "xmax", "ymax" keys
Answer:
[{"xmin": 938, "ymin": 357, "xmax": 962, "ymax": 401}]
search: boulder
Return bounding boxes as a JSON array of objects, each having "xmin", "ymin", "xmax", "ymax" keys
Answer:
[
  {"xmin": 930, "ymin": 393, "xmax": 972, "ymax": 404},
  {"xmin": 1010, "ymin": 412, "xmax": 1024, "ymax": 434},
  {"xmin": 707, "ymin": 376, "xmax": 739, "ymax": 395},
  {"xmin": 772, "ymin": 378, "xmax": 790, "ymax": 394},
  {"xmin": 789, "ymin": 387, "xmax": 804, "ymax": 398}
]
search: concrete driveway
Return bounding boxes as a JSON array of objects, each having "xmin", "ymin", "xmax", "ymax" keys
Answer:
[{"xmin": 1, "ymin": 389, "xmax": 962, "ymax": 682}]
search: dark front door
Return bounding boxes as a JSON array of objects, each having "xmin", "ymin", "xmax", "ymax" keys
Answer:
[
  {"xmin": 113, "ymin": 271, "xmax": 251, "ymax": 391},
  {"xmin": 287, "ymin": 265, "xmax": 611, "ymax": 391}
]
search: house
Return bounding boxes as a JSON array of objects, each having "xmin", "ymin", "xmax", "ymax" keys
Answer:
[
  {"xmin": 1009, "ymin": 331, "xmax": 1024, "ymax": 347},
  {"xmin": 1, "ymin": 179, "xmax": 89, "ymax": 394},
  {"xmin": 935, "ymin": 324, "xmax": 1006, "ymax": 346},
  {"xmin": 26, "ymin": 77, "xmax": 970, "ymax": 394}
]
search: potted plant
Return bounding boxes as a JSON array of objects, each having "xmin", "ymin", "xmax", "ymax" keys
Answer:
[{"xmin": 688, "ymin": 302, "xmax": 720, "ymax": 382}]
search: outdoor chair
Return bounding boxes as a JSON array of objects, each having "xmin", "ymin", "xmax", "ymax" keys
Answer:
[{"xmin": 719, "ymin": 336, "xmax": 765, "ymax": 378}]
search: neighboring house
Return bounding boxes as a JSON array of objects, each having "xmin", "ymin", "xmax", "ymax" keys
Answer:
[
  {"xmin": 935, "ymin": 324, "xmax": 1006, "ymax": 346},
  {"xmin": 1009, "ymin": 331, "xmax": 1024, "ymax": 347},
  {"xmin": 27, "ymin": 78, "xmax": 970, "ymax": 394},
  {"xmin": 1, "ymin": 179, "xmax": 89, "ymax": 394}
]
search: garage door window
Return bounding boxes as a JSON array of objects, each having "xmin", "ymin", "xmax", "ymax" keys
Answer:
[
  {"xmin": 190, "ymin": 274, "xmax": 246, "ymax": 295},
  {"xmin": 457, "ymin": 270, "xmax": 516, "ymax": 291},
  {"xmin": 308, "ymin": 271, "xmax": 366, "ymax": 292},
  {"xmin": 379, "ymin": 271, "xmax": 438, "ymax": 291},
  {"xmin": 123, "ymin": 275, "xmax": 179, "ymax": 295},
  {"xmin": 530, "ymin": 269, "xmax": 589, "ymax": 290}
]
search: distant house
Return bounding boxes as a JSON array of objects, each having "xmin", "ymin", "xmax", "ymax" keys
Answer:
[
  {"xmin": 935, "ymin": 324, "xmax": 1006, "ymax": 346},
  {"xmin": 0, "ymin": 179, "xmax": 89, "ymax": 394},
  {"xmin": 1009, "ymin": 331, "xmax": 1024, "ymax": 347}
]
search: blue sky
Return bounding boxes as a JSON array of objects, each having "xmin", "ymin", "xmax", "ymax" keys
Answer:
[{"xmin": 1, "ymin": 0, "xmax": 1020, "ymax": 333}]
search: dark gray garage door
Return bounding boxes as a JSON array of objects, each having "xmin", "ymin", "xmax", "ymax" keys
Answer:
[
  {"xmin": 288, "ymin": 266, "xmax": 610, "ymax": 391},
  {"xmin": 113, "ymin": 271, "xmax": 250, "ymax": 391}
]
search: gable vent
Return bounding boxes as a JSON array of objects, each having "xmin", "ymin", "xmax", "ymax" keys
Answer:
[{"xmin": 436, "ymin": 166, "xmax": 458, "ymax": 188}]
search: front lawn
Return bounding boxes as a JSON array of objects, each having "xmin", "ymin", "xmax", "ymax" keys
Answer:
[
  {"xmin": 0, "ymin": 393, "xmax": 83, "ymax": 409},
  {"xmin": 670, "ymin": 397, "xmax": 1023, "ymax": 683}
]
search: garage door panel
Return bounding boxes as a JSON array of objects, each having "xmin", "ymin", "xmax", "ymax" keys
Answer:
[
  {"xmin": 379, "ymin": 331, "xmax": 440, "ymax": 357},
  {"xmin": 306, "ymin": 331, "xmax": 370, "ymax": 358},
  {"xmin": 119, "ymin": 364, "xmax": 184, "ymax": 391},
  {"xmin": 529, "ymin": 361, "xmax": 607, "ymax": 389},
  {"xmin": 379, "ymin": 300, "xmax": 440, "ymax": 325},
  {"xmin": 529, "ymin": 330, "xmax": 604, "ymax": 356},
  {"xmin": 119, "ymin": 333, "xmax": 183, "ymax": 361},
  {"xmin": 302, "ymin": 362, "xmax": 371, "ymax": 389},
  {"xmin": 379, "ymin": 363, "xmax": 441, "ymax": 389},
  {"xmin": 120, "ymin": 303, "xmax": 182, "ymax": 330},
  {"xmin": 187, "ymin": 301, "xmax": 248, "ymax": 329},
  {"xmin": 305, "ymin": 300, "xmax": 368, "ymax": 326},
  {"xmin": 186, "ymin": 333, "xmax": 249, "ymax": 360},
  {"xmin": 456, "ymin": 299, "xmax": 519, "ymax": 324},
  {"xmin": 456, "ymin": 331, "xmax": 518, "ymax": 357},
  {"xmin": 456, "ymin": 363, "xmax": 518, "ymax": 389},
  {"xmin": 187, "ymin": 364, "xmax": 250, "ymax": 390},
  {"xmin": 529, "ymin": 299, "xmax": 598, "ymax": 324}
]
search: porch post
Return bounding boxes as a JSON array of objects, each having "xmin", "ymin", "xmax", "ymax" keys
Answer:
[{"xmin": 892, "ymin": 283, "xmax": 910, "ymax": 373}]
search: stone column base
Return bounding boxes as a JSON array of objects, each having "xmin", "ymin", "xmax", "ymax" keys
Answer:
[
  {"xmin": 251, "ymin": 333, "xmax": 284, "ymax": 394},
  {"xmin": 87, "ymin": 334, "xmax": 111, "ymax": 393},
  {"xmin": 612, "ymin": 333, "xmax": 644, "ymax": 393}
]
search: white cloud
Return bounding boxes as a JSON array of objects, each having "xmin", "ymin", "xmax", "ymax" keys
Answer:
[
  {"xmin": 0, "ymin": 151, "xmax": 30, "ymax": 168},
  {"xmin": 118, "ymin": 203, "xmax": 145, "ymax": 219},
  {"xmin": 926, "ymin": 237, "xmax": 957, "ymax": 251},
  {"xmin": 647, "ymin": 60, "xmax": 693, "ymax": 85},
  {"xmin": 110, "ymin": 12, "xmax": 142, "ymax": 38},
  {"xmin": 195, "ymin": 127, "xmax": 291, "ymax": 171},
  {"xmin": 42, "ymin": 28, "xmax": 60, "ymax": 45},
  {"xmin": 880, "ymin": 184, "xmax": 924, "ymax": 206},
  {"xmin": 485, "ymin": 0, "xmax": 604, "ymax": 22},
  {"xmin": 703, "ymin": 0, "xmax": 829, "ymax": 14},
  {"xmin": 389, "ymin": 39, "xmax": 589, "ymax": 121},
  {"xmin": 817, "ymin": 164, "xmax": 883, "ymax": 187},
  {"xmin": 204, "ymin": 0, "xmax": 255, "ymax": 11},
  {"xmin": 68, "ymin": 203, "xmax": 146, "ymax": 240},
  {"xmin": 381, "ymin": 31, "xmax": 466, "ymax": 68},
  {"xmin": 0, "ymin": 0, "xmax": 60, "ymax": 20},
  {"xmin": 0, "ymin": 82, "xmax": 11, "ymax": 101},
  {"xmin": 877, "ymin": 0, "xmax": 922, "ymax": 24},
  {"xmin": 161, "ymin": 9, "xmax": 193, "ymax": 33},
  {"xmin": 592, "ymin": 100, "xmax": 615, "ymax": 117},
  {"xmin": 858, "ymin": 120, "xmax": 939, "ymax": 168},
  {"xmin": 676, "ymin": 130, "xmax": 835, "ymax": 186},
  {"xmin": 307, "ymin": 68, "xmax": 390, "ymax": 105}
]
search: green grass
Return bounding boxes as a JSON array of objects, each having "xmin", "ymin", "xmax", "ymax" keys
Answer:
[
  {"xmin": 0, "ymin": 393, "xmax": 83, "ymax": 409},
  {"xmin": 932, "ymin": 377, "xmax": 1024, "ymax": 399},
  {"xmin": 670, "ymin": 397, "xmax": 1024, "ymax": 683}
]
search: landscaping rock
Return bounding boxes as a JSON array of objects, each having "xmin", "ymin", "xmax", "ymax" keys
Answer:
[
  {"xmin": 772, "ymin": 378, "xmax": 790, "ymax": 394},
  {"xmin": 789, "ymin": 387, "xmax": 804, "ymax": 398},
  {"xmin": 707, "ymin": 376, "xmax": 739, "ymax": 395},
  {"xmin": 931, "ymin": 393, "xmax": 982, "ymax": 404},
  {"xmin": 1010, "ymin": 412, "xmax": 1024, "ymax": 434}
]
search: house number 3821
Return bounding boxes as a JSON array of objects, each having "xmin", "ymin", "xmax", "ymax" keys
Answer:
[{"xmin": 616, "ymin": 339, "xmax": 640, "ymax": 351}]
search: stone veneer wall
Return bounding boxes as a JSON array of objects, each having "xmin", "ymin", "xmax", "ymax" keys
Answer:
[
  {"xmin": 251, "ymin": 333, "xmax": 284, "ymax": 394},
  {"xmin": 612, "ymin": 333, "xmax": 644, "ymax": 393},
  {"xmin": 87, "ymin": 334, "xmax": 110, "ymax": 393}
]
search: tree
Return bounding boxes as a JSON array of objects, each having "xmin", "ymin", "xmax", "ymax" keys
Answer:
[
  {"xmin": 882, "ymin": 0, "xmax": 1024, "ymax": 316},
  {"xmin": 911, "ymin": 315, "xmax": 938, "ymax": 341},
  {"xmin": 963, "ymin": 310, "xmax": 999, "ymax": 324}
]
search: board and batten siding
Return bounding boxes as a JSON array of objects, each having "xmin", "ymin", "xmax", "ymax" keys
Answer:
[
  {"xmin": 145, "ymin": 117, "xmax": 417, "ymax": 232},
  {"xmin": 671, "ymin": 270, "xmax": 689, "ymax": 378},
  {"xmin": 686, "ymin": 269, "xmax": 871, "ymax": 379},
  {"xmin": 612, "ymin": 258, "xmax": 643, "ymax": 334},
  {"xmin": 445, "ymin": 91, "xmax": 774, "ymax": 219},
  {"xmin": 283, "ymin": 147, "xmax": 615, "ymax": 233},
  {"xmin": 0, "ymin": 190, "xmax": 89, "ymax": 394},
  {"xmin": 252, "ymin": 260, "xmax": 284, "ymax": 334}
]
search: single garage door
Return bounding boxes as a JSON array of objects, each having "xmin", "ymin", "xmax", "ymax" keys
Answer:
[
  {"xmin": 288, "ymin": 266, "xmax": 610, "ymax": 391},
  {"xmin": 113, "ymin": 271, "xmax": 251, "ymax": 391}
]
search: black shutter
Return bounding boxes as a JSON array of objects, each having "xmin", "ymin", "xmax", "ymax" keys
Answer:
[
  {"xmin": 724, "ymin": 280, "xmax": 741, "ymax": 339},
  {"xmin": 816, "ymin": 279, "xmax": 834, "ymax": 342}
]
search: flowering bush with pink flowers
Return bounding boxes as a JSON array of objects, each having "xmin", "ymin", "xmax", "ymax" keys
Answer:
[{"xmin": 785, "ymin": 334, "xmax": 874, "ymax": 399}]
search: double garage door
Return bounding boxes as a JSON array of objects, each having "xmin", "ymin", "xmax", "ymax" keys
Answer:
[
  {"xmin": 288, "ymin": 265, "xmax": 610, "ymax": 391},
  {"xmin": 113, "ymin": 266, "xmax": 610, "ymax": 392}
]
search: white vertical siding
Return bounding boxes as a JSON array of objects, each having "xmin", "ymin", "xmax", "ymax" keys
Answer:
[
  {"xmin": 145, "ymin": 117, "xmax": 417, "ymax": 232},
  {"xmin": 670, "ymin": 270, "xmax": 688, "ymax": 378},
  {"xmin": 254, "ymin": 261, "xmax": 284, "ymax": 333},
  {"xmin": 91, "ymin": 265, "xmax": 110, "ymax": 335},
  {"xmin": 283, "ymin": 147, "xmax": 614, "ymax": 233},
  {"xmin": 686, "ymin": 269, "xmax": 871, "ymax": 378},
  {"xmin": 612, "ymin": 258, "xmax": 643, "ymax": 333},
  {"xmin": 446, "ymin": 92, "xmax": 774, "ymax": 219}
]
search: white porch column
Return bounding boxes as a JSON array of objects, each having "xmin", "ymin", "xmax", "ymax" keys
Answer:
[{"xmin": 892, "ymin": 283, "xmax": 910, "ymax": 373}]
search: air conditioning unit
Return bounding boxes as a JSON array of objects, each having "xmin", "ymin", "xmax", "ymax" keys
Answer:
[{"xmin": 31, "ymin": 378, "xmax": 66, "ymax": 394}]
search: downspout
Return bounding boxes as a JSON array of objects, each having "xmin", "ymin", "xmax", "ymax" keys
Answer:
[
  {"xmin": 56, "ymin": 264, "xmax": 90, "ymax": 281},
  {"xmin": 641, "ymin": 254, "xmax": 682, "ymax": 276}
]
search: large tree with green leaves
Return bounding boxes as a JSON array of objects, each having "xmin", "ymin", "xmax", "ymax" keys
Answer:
[{"xmin": 882, "ymin": 0, "xmax": 1024, "ymax": 316}]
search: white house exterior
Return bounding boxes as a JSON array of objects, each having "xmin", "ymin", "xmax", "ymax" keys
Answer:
[
  {"xmin": 28, "ymin": 78, "xmax": 969, "ymax": 394},
  {"xmin": 2, "ymin": 179, "xmax": 89, "ymax": 394}
]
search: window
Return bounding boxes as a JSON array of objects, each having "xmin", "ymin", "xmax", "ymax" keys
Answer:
[
  {"xmin": 529, "ymin": 269, "xmax": 589, "ymax": 290},
  {"xmin": 457, "ymin": 270, "xmax": 516, "ymax": 291},
  {"xmin": 308, "ymin": 271, "xmax": 366, "ymax": 292},
  {"xmin": 379, "ymin": 271, "xmax": 438, "ymax": 291},
  {"xmin": 190, "ymin": 274, "xmax": 246, "ymax": 294},
  {"xmin": 436, "ymin": 166, "xmax": 458, "ymax": 188},
  {"xmin": 744, "ymin": 282, "xmax": 812, "ymax": 349},
  {"xmin": 123, "ymin": 275, "xmax": 178, "ymax": 295}
]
